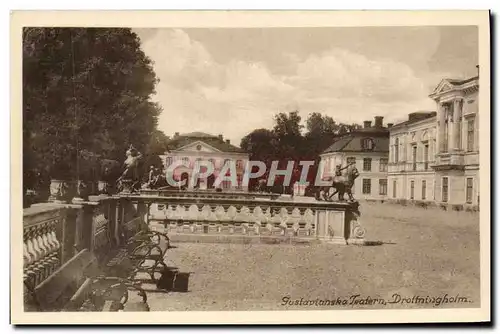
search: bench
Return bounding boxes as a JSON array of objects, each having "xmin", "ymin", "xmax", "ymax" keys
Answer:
[{"xmin": 109, "ymin": 215, "xmax": 171, "ymax": 285}]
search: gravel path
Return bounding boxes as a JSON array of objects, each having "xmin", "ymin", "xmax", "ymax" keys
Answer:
[{"xmin": 145, "ymin": 202, "xmax": 480, "ymax": 311}]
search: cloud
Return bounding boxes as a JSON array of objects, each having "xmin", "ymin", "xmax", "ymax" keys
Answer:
[{"xmin": 137, "ymin": 29, "xmax": 443, "ymax": 146}]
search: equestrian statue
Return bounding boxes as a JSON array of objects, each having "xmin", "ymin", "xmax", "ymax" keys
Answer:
[{"xmin": 315, "ymin": 162, "xmax": 360, "ymax": 202}]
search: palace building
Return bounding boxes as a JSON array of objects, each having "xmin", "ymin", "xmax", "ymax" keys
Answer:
[
  {"xmin": 319, "ymin": 116, "xmax": 390, "ymax": 200},
  {"xmin": 388, "ymin": 73, "xmax": 479, "ymax": 208},
  {"xmin": 160, "ymin": 132, "xmax": 250, "ymax": 191}
]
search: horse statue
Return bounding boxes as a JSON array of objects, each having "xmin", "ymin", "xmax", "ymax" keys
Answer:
[
  {"xmin": 315, "ymin": 163, "xmax": 359, "ymax": 202},
  {"xmin": 117, "ymin": 145, "xmax": 143, "ymax": 193}
]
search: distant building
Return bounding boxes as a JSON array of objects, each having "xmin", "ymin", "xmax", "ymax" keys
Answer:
[
  {"xmin": 388, "ymin": 112, "xmax": 438, "ymax": 203},
  {"xmin": 320, "ymin": 116, "xmax": 390, "ymax": 200},
  {"xmin": 160, "ymin": 132, "xmax": 250, "ymax": 191},
  {"xmin": 388, "ymin": 73, "xmax": 479, "ymax": 207}
]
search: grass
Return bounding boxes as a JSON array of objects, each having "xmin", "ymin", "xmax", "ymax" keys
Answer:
[{"xmin": 146, "ymin": 201, "xmax": 480, "ymax": 311}]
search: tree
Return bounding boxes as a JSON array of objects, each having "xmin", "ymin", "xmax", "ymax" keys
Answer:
[
  {"xmin": 272, "ymin": 111, "xmax": 305, "ymax": 164},
  {"xmin": 23, "ymin": 28, "xmax": 161, "ymax": 191}
]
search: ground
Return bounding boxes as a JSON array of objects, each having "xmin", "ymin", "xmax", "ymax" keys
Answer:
[{"xmin": 144, "ymin": 201, "xmax": 480, "ymax": 311}]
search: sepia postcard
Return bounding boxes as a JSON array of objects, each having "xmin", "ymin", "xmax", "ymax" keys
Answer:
[{"xmin": 11, "ymin": 10, "xmax": 491, "ymax": 325}]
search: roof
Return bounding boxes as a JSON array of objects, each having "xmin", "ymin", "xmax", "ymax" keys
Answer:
[
  {"xmin": 322, "ymin": 128, "xmax": 389, "ymax": 154},
  {"xmin": 167, "ymin": 132, "xmax": 246, "ymax": 153},
  {"xmin": 179, "ymin": 132, "xmax": 217, "ymax": 138},
  {"xmin": 446, "ymin": 76, "xmax": 479, "ymax": 86},
  {"xmin": 391, "ymin": 111, "xmax": 436, "ymax": 129}
]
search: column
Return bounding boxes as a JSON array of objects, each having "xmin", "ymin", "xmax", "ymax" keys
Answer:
[
  {"xmin": 453, "ymin": 98, "xmax": 462, "ymax": 151},
  {"xmin": 437, "ymin": 103, "xmax": 445, "ymax": 153},
  {"xmin": 448, "ymin": 105, "xmax": 455, "ymax": 152}
]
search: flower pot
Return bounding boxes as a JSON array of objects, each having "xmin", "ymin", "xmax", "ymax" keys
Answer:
[{"xmin": 48, "ymin": 179, "xmax": 70, "ymax": 203}]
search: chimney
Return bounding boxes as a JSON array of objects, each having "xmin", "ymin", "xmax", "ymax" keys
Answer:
[
  {"xmin": 363, "ymin": 120, "xmax": 372, "ymax": 129},
  {"xmin": 225, "ymin": 139, "xmax": 230, "ymax": 144},
  {"xmin": 218, "ymin": 134, "xmax": 223, "ymax": 140},
  {"xmin": 374, "ymin": 116, "xmax": 384, "ymax": 128},
  {"xmin": 174, "ymin": 132, "xmax": 179, "ymax": 138},
  {"xmin": 387, "ymin": 123, "xmax": 393, "ymax": 128}
]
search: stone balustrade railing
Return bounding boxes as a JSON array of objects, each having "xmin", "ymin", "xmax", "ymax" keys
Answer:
[
  {"xmin": 22, "ymin": 192, "xmax": 365, "ymax": 310},
  {"xmin": 23, "ymin": 206, "xmax": 64, "ymax": 291},
  {"xmin": 123, "ymin": 195, "xmax": 365, "ymax": 245}
]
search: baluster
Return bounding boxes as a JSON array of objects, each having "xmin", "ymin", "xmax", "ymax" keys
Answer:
[
  {"xmin": 23, "ymin": 242, "xmax": 32, "ymax": 284},
  {"xmin": 39, "ymin": 223, "xmax": 53, "ymax": 278},
  {"xmin": 47, "ymin": 220, "xmax": 61, "ymax": 271},
  {"xmin": 25, "ymin": 228, "xmax": 40, "ymax": 286},
  {"xmin": 33, "ymin": 225, "xmax": 48, "ymax": 284}
]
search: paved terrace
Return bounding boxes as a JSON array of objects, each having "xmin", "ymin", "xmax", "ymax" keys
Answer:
[{"xmin": 143, "ymin": 201, "xmax": 480, "ymax": 311}]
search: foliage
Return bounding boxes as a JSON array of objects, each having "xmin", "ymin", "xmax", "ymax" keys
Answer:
[
  {"xmin": 240, "ymin": 110, "xmax": 362, "ymax": 187},
  {"xmin": 23, "ymin": 28, "xmax": 162, "ymax": 190}
]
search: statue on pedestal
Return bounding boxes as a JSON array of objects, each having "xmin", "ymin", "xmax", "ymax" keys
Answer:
[
  {"xmin": 117, "ymin": 145, "xmax": 143, "ymax": 194},
  {"xmin": 316, "ymin": 162, "xmax": 359, "ymax": 202}
]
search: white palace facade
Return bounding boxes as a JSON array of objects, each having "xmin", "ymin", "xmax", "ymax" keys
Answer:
[
  {"xmin": 388, "ymin": 73, "xmax": 479, "ymax": 208},
  {"xmin": 160, "ymin": 132, "xmax": 250, "ymax": 191}
]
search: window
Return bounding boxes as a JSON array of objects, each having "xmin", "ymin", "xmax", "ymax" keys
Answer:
[
  {"xmin": 412, "ymin": 146, "xmax": 417, "ymax": 171},
  {"xmin": 422, "ymin": 180, "xmax": 426, "ymax": 200},
  {"xmin": 362, "ymin": 179, "xmax": 371, "ymax": 194},
  {"xmin": 379, "ymin": 158, "xmax": 388, "ymax": 172},
  {"xmin": 363, "ymin": 158, "xmax": 372, "ymax": 171},
  {"xmin": 466, "ymin": 178, "xmax": 473, "ymax": 204},
  {"xmin": 362, "ymin": 138, "xmax": 374, "ymax": 150},
  {"xmin": 442, "ymin": 177, "xmax": 449, "ymax": 202},
  {"xmin": 395, "ymin": 138, "xmax": 399, "ymax": 162},
  {"xmin": 166, "ymin": 157, "xmax": 173, "ymax": 167},
  {"xmin": 392, "ymin": 180, "xmax": 397, "ymax": 198},
  {"xmin": 379, "ymin": 179, "xmax": 387, "ymax": 195},
  {"xmin": 223, "ymin": 159, "xmax": 231, "ymax": 167},
  {"xmin": 467, "ymin": 119, "xmax": 475, "ymax": 151},
  {"xmin": 182, "ymin": 157, "xmax": 190, "ymax": 166},
  {"xmin": 424, "ymin": 144, "xmax": 429, "ymax": 170},
  {"xmin": 347, "ymin": 157, "xmax": 356, "ymax": 166}
]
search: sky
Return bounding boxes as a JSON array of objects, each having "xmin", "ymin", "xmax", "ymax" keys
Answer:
[{"xmin": 134, "ymin": 26, "xmax": 478, "ymax": 146}]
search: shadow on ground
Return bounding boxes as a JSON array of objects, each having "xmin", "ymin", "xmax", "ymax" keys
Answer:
[{"xmin": 362, "ymin": 240, "xmax": 397, "ymax": 246}]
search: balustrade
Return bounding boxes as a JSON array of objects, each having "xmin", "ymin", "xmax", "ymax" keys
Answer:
[
  {"xmin": 21, "ymin": 191, "xmax": 365, "ymax": 311},
  {"xmin": 23, "ymin": 208, "xmax": 63, "ymax": 292},
  {"xmin": 126, "ymin": 194, "xmax": 363, "ymax": 244}
]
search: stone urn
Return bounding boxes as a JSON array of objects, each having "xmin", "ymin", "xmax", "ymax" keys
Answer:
[
  {"xmin": 48, "ymin": 179, "xmax": 70, "ymax": 203},
  {"xmin": 98, "ymin": 180, "xmax": 109, "ymax": 195}
]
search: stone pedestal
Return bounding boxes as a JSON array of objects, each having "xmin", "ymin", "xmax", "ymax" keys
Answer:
[{"xmin": 119, "ymin": 179, "xmax": 135, "ymax": 194}]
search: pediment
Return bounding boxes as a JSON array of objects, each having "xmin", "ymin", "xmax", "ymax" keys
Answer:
[
  {"xmin": 175, "ymin": 140, "xmax": 222, "ymax": 153},
  {"xmin": 432, "ymin": 79, "xmax": 455, "ymax": 95}
]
